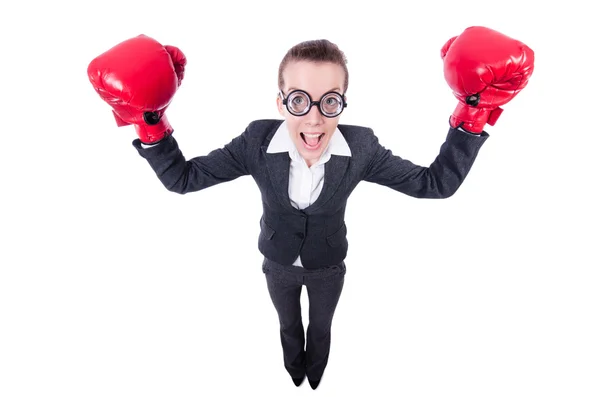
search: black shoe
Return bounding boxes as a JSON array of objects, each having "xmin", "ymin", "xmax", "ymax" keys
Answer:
[
  {"xmin": 292, "ymin": 375, "xmax": 305, "ymax": 387},
  {"xmin": 308, "ymin": 378, "xmax": 321, "ymax": 390}
]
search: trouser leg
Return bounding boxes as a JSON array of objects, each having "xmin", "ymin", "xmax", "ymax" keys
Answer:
[
  {"xmin": 304, "ymin": 262, "xmax": 346, "ymax": 381},
  {"xmin": 263, "ymin": 260, "xmax": 306, "ymax": 378}
]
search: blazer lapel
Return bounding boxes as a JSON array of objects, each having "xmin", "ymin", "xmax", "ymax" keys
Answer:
[
  {"xmin": 262, "ymin": 147, "xmax": 295, "ymax": 210},
  {"xmin": 304, "ymin": 155, "xmax": 350, "ymax": 213},
  {"xmin": 262, "ymin": 147, "xmax": 350, "ymax": 213}
]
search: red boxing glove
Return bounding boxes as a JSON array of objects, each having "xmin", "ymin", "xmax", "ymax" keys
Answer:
[
  {"xmin": 87, "ymin": 34, "xmax": 187, "ymax": 144},
  {"xmin": 440, "ymin": 26, "xmax": 534, "ymax": 133}
]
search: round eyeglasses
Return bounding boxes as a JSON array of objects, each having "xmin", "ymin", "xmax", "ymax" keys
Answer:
[{"xmin": 280, "ymin": 89, "xmax": 347, "ymax": 118}]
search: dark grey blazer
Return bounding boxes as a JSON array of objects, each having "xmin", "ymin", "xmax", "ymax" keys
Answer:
[{"xmin": 133, "ymin": 119, "xmax": 489, "ymax": 269}]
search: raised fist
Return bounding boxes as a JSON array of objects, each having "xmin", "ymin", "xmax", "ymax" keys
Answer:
[{"xmin": 88, "ymin": 34, "xmax": 187, "ymax": 143}]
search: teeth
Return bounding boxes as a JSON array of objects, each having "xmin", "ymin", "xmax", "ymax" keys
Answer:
[{"xmin": 303, "ymin": 133, "xmax": 323, "ymax": 138}]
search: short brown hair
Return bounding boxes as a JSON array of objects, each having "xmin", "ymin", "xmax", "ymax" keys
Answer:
[{"xmin": 278, "ymin": 39, "xmax": 349, "ymax": 93}]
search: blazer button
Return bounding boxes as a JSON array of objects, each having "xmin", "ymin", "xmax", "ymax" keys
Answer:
[{"xmin": 296, "ymin": 232, "xmax": 305, "ymax": 239}]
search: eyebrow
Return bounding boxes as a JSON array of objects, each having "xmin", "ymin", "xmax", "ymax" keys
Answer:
[{"xmin": 286, "ymin": 87, "xmax": 343, "ymax": 95}]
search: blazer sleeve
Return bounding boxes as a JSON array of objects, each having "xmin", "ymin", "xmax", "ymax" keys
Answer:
[
  {"xmin": 362, "ymin": 127, "xmax": 489, "ymax": 198},
  {"xmin": 132, "ymin": 128, "xmax": 250, "ymax": 194}
]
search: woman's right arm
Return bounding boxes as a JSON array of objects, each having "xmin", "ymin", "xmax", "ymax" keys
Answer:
[{"xmin": 132, "ymin": 129, "xmax": 250, "ymax": 195}]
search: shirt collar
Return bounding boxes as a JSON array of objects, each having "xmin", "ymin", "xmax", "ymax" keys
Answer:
[{"xmin": 267, "ymin": 120, "xmax": 351, "ymax": 163}]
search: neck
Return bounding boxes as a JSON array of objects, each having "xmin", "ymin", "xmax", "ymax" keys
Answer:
[{"xmin": 305, "ymin": 158, "xmax": 317, "ymax": 168}]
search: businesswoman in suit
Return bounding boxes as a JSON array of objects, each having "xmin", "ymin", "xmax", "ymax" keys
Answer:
[{"xmin": 87, "ymin": 27, "xmax": 534, "ymax": 389}]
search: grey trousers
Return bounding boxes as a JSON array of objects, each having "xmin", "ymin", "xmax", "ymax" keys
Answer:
[{"xmin": 262, "ymin": 257, "xmax": 346, "ymax": 381}]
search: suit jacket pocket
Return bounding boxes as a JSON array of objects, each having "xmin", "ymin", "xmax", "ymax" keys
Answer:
[
  {"xmin": 326, "ymin": 223, "xmax": 347, "ymax": 247},
  {"xmin": 260, "ymin": 216, "xmax": 275, "ymax": 240}
]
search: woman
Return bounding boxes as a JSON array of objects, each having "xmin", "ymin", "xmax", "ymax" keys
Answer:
[{"xmin": 87, "ymin": 27, "xmax": 534, "ymax": 389}]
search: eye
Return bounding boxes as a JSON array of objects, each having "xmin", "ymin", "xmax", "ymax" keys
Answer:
[
  {"xmin": 292, "ymin": 96, "xmax": 305, "ymax": 105},
  {"xmin": 287, "ymin": 92, "xmax": 309, "ymax": 113},
  {"xmin": 321, "ymin": 94, "xmax": 342, "ymax": 113}
]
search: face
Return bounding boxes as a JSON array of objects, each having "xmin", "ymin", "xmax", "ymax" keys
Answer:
[{"xmin": 277, "ymin": 61, "xmax": 346, "ymax": 166}]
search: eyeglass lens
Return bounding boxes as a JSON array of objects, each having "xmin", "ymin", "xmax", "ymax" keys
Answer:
[{"xmin": 286, "ymin": 91, "xmax": 344, "ymax": 117}]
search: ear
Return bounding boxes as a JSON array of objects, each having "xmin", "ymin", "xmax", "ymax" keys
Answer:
[{"xmin": 276, "ymin": 93, "xmax": 285, "ymax": 117}]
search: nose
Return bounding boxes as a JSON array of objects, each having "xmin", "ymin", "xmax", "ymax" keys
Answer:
[{"xmin": 304, "ymin": 103, "xmax": 324, "ymax": 126}]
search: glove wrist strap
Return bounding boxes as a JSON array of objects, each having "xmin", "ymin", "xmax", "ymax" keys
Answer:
[
  {"xmin": 135, "ymin": 114, "xmax": 174, "ymax": 144},
  {"xmin": 450, "ymin": 101, "xmax": 503, "ymax": 133}
]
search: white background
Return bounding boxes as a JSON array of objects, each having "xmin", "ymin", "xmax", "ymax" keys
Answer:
[{"xmin": 1, "ymin": 1, "xmax": 598, "ymax": 396}]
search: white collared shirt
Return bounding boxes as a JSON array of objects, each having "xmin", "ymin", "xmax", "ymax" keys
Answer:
[{"xmin": 267, "ymin": 121, "xmax": 352, "ymax": 267}]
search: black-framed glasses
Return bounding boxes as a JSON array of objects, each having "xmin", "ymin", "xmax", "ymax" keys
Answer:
[{"xmin": 279, "ymin": 89, "xmax": 347, "ymax": 118}]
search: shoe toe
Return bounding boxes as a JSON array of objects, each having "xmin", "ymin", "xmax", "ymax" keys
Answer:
[
  {"xmin": 292, "ymin": 375, "xmax": 305, "ymax": 387},
  {"xmin": 308, "ymin": 378, "xmax": 320, "ymax": 390}
]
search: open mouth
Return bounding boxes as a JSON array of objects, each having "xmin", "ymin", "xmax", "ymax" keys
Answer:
[{"xmin": 300, "ymin": 132, "xmax": 325, "ymax": 145}]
